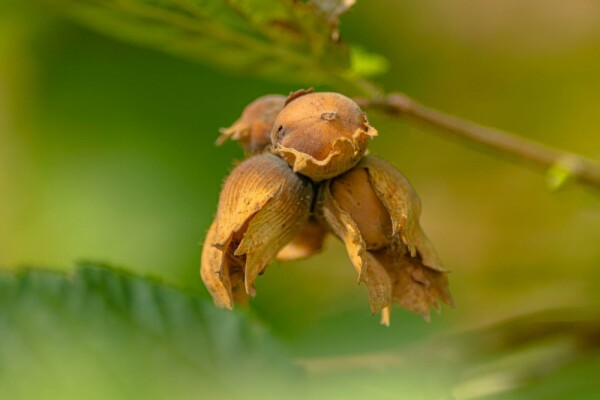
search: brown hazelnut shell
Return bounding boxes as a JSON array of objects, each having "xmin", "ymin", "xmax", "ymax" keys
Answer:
[{"xmin": 271, "ymin": 92, "xmax": 377, "ymax": 181}]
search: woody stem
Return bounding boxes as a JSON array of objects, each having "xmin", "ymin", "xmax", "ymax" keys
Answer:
[{"xmin": 356, "ymin": 92, "xmax": 600, "ymax": 189}]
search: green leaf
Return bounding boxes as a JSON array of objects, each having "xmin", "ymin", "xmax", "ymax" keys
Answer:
[
  {"xmin": 350, "ymin": 46, "xmax": 390, "ymax": 78},
  {"xmin": 35, "ymin": 0, "xmax": 361, "ymax": 89},
  {"xmin": 296, "ymin": 309, "xmax": 600, "ymax": 399},
  {"xmin": 0, "ymin": 263, "xmax": 301, "ymax": 400}
]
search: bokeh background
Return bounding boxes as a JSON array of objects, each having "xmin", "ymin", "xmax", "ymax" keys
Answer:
[{"xmin": 1, "ymin": 0, "xmax": 600, "ymax": 398}]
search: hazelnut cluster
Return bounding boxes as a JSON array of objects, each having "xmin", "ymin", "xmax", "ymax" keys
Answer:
[{"xmin": 203, "ymin": 89, "xmax": 453, "ymax": 324}]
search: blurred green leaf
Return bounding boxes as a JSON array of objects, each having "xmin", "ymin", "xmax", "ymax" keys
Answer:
[
  {"xmin": 0, "ymin": 263, "xmax": 301, "ymax": 400},
  {"xmin": 2, "ymin": 262, "xmax": 599, "ymax": 400},
  {"xmin": 294, "ymin": 309, "xmax": 600, "ymax": 400},
  {"xmin": 447, "ymin": 310, "xmax": 600, "ymax": 399},
  {"xmin": 350, "ymin": 45, "xmax": 389, "ymax": 77},
  {"xmin": 34, "ymin": 0, "xmax": 360, "ymax": 89}
]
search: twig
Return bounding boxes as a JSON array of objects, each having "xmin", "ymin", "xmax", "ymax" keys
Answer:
[{"xmin": 356, "ymin": 93, "xmax": 600, "ymax": 189}]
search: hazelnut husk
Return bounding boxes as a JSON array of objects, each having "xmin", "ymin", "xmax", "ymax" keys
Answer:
[
  {"xmin": 271, "ymin": 91, "xmax": 377, "ymax": 181},
  {"xmin": 276, "ymin": 217, "xmax": 328, "ymax": 261},
  {"xmin": 217, "ymin": 95, "xmax": 286, "ymax": 153},
  {"xmin": 201, "ymin": 153, "xmax": 313, "ymax": 308},
  {"xmin": 318, "ymin": 156, "xmax": 454, "ymax": 324}
]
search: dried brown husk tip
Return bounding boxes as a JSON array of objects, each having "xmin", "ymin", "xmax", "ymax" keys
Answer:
[
  {"xmin": 217, "ymin": 95, "xmax": 286, "ymax": 153},
  {"xmin": 318, "ymin": 156, "xmax": 454, "ymax": 324},
  {"xmin": 201, "ymin": 153, "xmax": 313, "ymax": 309}
]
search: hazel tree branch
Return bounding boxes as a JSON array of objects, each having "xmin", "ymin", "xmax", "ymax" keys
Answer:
[{"xmin": 356, "ymin": 93, "xmax": 600, "ymax": 189}]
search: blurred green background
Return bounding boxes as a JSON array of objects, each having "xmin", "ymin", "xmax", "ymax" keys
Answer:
[{"xmin": 1, "ymin": 0, "xmax": 600, "ymax": 398}]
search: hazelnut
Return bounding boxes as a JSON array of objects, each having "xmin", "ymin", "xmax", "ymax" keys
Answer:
[
  {"xmin": 203, "ymin": 90, "xmax": 453, "ymax": 324},
  {"xmin": 271, "ymin": 91, "xmax": 377, "ymax": 181},
  {"xmin": 330, "ymin": 166, "xmax": 393, "ymax": 250}
]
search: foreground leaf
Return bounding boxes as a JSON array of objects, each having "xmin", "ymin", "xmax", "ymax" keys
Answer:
[
  {"xmin": 297, "ymin": 309, "xmax": 600, "ymax": 400},
  {"xmin": 0, "ymin": 263, "xmax": 301, "ymax": 400},
  {"xmin": 35, "ymin": 0, "xmax": 358, "ymax": 86}
]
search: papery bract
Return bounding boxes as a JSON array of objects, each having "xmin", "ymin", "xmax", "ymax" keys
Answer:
[
  {"xmin": 201, "ymin": 154, "xmax": 313, "ymax": 308},
  {"xmin": 318, "ymin": 156, "xmax": 453, "ymax": 324}
]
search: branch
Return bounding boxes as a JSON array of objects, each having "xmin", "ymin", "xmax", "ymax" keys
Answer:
[{"xmin": 356, "ymin": 93, "xmax": 600, "ymax": 189}]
